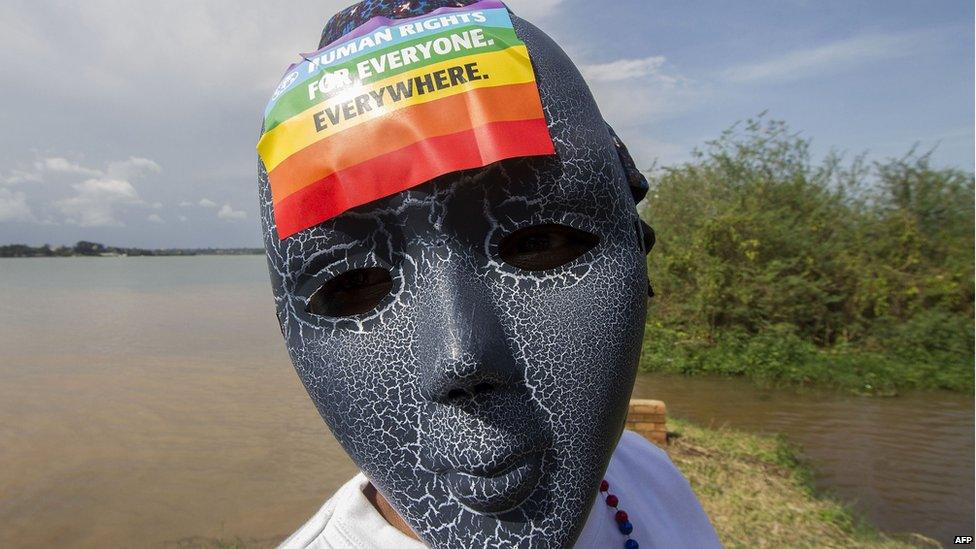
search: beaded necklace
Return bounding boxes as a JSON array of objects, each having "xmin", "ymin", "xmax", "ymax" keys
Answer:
[{"xmin": 599, "ymin": 479, "xmax": 639, "ymax": 549}]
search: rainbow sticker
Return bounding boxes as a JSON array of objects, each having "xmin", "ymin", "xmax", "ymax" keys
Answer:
[{"xmin": 257, "ymin": 0, "xmax": 555, "ymax": 239}]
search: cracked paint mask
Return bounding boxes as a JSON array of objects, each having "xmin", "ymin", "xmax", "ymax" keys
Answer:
[{"xmin": 258, "ymin": 1, "xmax": 651, "ymax": 547}]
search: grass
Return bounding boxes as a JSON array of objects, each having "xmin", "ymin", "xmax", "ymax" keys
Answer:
[{"xmin": 664, "ymin": 417, "xmax": 940, "ymax": 548}]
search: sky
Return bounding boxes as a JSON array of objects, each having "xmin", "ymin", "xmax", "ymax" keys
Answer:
[{"xmin": 0, "ymin": 0, "xmax": 971, "ymax": 248}]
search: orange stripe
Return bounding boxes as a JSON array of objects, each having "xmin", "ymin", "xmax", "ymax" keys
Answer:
[{"xmin": 268, "ymin": 81, "xmax": 545, "ymax": 205}]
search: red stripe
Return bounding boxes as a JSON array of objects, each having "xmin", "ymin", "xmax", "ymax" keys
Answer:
[{"xmin": 274, "ymin": 118, "xmax": 554, "ymax": 239}]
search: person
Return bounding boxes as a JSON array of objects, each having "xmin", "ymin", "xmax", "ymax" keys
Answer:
[{"xmin": 257, "ymin": 1, "xmax": 721, "ymax": 547}]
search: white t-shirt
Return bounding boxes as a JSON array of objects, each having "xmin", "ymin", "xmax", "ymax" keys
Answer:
[{"xmin": 279, "ymin": 430, "xmax": 721, "ymax": 548}]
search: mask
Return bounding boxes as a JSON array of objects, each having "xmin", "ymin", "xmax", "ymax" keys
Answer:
[{"xmin": 259, "ymin": 1, "xmax": 654, "ymax": 546}]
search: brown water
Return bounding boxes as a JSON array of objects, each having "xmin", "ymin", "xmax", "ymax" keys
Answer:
[
  {"xmin": 632, "ymin": 376, "xmax": 974, "ymax": 545},
  {"xmin": 0, "ymin": 256, "xmax": 971, "ymax": 547}
]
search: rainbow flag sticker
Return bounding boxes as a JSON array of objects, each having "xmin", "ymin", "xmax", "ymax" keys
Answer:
[{"xmin": 257, "ymin": 0, "xmax": 555, "ymax": 239}]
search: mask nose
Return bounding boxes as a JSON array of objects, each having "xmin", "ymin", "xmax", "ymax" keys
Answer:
[
  {"xmin": 417, "ymin": 274, "xmax": 519, "ymax": 405},
  {"xmin": 422, "ymin": 350, "xmax": 514, "ymax": 404}
]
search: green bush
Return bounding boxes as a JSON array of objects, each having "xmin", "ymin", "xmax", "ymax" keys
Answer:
[{"xmin": 640, "ymin": 116, "xmax": 974, "ymax": 394}]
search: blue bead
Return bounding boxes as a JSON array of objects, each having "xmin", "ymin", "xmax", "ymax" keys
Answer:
[
  {"xmin": 619, "ymin": 520, "xmax": 634, "ymax": 535},
  {"xmin": 625, "ymin": 539, "xmax": 639, "ymax": 549}
]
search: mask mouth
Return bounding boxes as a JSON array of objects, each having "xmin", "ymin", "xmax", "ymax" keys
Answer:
[{"xmin": 438, "ymin": 450, "xmax": 544, "ymax": 514}]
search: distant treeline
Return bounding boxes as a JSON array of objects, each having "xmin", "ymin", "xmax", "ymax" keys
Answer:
[
  {"xmin": 640, "ymin": 116, "xmax": 974, "ymax": 394},
  {"xmin": 0, "ymin": 241, "xmax": 263, "ymax": 257}
]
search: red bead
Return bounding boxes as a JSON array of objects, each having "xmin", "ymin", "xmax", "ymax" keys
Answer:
[
  {"xmin": 600, "ymin": 480, "xmax": 609, "ymax": 492},
  {"xmin": 615, "ymin": 510, "xmax": 628, "ymax": 523},
  {"xmin": 606, "ymin": 494, "xmax": 619, "ymax": 507}
]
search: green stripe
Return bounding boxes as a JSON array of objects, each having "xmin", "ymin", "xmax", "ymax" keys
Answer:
[{"xmin": 264, "ymin": 25, "xmax": 522, "ymax": 133}]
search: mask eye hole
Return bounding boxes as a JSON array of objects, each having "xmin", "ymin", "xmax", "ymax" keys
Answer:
[
  {"xmin": 498, "ymin": 223, "xmax": 600, "ymax": 272},
  {"xmin": 307, "ymin": 267, "xmax": 393, "ymax": 318}
]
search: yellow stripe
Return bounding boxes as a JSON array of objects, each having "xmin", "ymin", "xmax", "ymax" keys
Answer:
[{"xmin": 257, "ymin": 45, "xmax": 536, "ymax": 171}]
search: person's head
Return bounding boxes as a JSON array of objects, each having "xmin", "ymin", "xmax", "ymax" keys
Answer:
[{"xmin": 259, "ymin": 1, "xmax": 653, "ymax": 546}]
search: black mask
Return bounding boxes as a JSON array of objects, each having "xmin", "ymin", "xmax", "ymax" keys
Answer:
[{"xmin": 259, "ymin": 1, "xmax": 653, "ymax": 546}]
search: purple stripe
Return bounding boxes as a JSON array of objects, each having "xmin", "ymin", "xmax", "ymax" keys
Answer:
[{"xmin": 301, "ymin": 0, "xmax": 508, "ymax": 58}]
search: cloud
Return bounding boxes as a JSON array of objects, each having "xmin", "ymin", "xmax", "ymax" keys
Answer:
[
  {"xmin": 581, "ymin": 55, "xmax": 702, "ymax": 128},
  {"xmin": 147, "ymin": 213, "xmax": 164, "ymax": 223},
  {"xmin": 217, "ymin": 204, "xmax": 246, "ymax": 221},
  {"xmin": 0, "ymin": 188, "xmax": 34, "ymax": 222},
  {"xmin": 1, "ymin": 169, "xmax": 42, "ymax": 186},
  {"xmin": 198, "ymin": 198, "xmax": 218, "ymax": 208},
  {"xmin": 106, "ymin": 157, "xmax": 161, "ymax": 179},
  {"xmin": 34, "ymin": 157, "xmax": 103, "ymax": 177},
  {"xmin": 723, "ymin": 32, "xmax": 921, "ymax": 84},
  {"xmin": 3, "ymin": 155, "xmax": 162, "ymax": 227},
  {"xmin": 55, "ymin": 177, "xmax": 143, "ymax": 227},
  {"xmin": 8, "ymin": 155, "xmax": 159, "ymax": 184},
  {"xmin": 580, "ymin": 56, "xmax": 671, "ymax": 83}
]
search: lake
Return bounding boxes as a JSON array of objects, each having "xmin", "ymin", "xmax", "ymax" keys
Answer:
[{"xmin": 0, "ymin": 256, "xmax": 971, "ymax": 547}]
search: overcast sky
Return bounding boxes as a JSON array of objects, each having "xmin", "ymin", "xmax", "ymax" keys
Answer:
[{"xmin": 0, "ymin": 0, "xmax": 972, "ymax": 248}]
